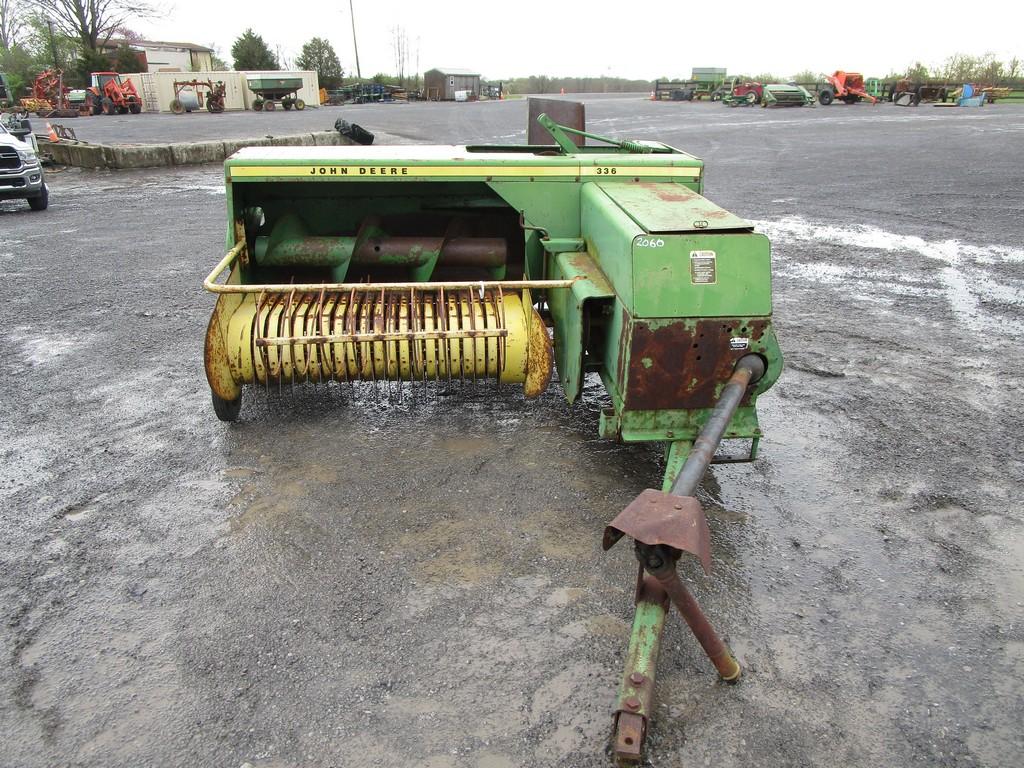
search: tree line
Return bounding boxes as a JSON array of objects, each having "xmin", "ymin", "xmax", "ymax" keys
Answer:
[{"xmin": 2, "ymin": 0, "xmax": 1019, "ymax": 100}]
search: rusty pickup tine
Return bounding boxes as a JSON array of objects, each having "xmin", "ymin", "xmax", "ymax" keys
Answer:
[
  {"xmin": 327, "ymin": 292, "xmax": 340, "ymax": 385},
  {"xmin": 368, "ymin": 291, "xmax": 379, "ymax": 400},
  {"xmin": 435, "ymin": 290, "xmax": 445, "ymax": 386},
  {"xmin": 383, "ymin": 290, "xmax": 393, "ymax": 399},
  {"xmin": 467, "ymin": 287, "xmax": 479, "ymax": 384},
  {"xmin": 418, "ymin": 289, "xmax": 428, "ymax": 393},
  {"xmin": 440, "ymin": 287, "xmax": 451, "ymax": 384},
  {"xmin": 458, "ymin": 290, "xmax": 468, "ymax": 384},
  {"xmin": 281, "ymin": 286, "xmax": 295, "ymax": 394},
  {"xmin": 293, "ymin": 292, "xmax": 305, "ymax": 387},
  {"xmin": 496, "ymin": 286, "xmax": 505, "ymax": 386},
  {"xmin": 315, "ymin": 287, "xmax": 326, "ymax": 385},
  {"xmin": 349, "ymin": 290, "xmax": 361, "ymax": 386},
  {"xmin": 266, "ymin": 292, "xmax": 283, "ymax": 394},
  {"xmin": 254, "ymin": 290, "xmax": 267, "ymax": 393},
  {"xmin": 346, "ymin": 288, "xmax": 358, "ymax": 387}
]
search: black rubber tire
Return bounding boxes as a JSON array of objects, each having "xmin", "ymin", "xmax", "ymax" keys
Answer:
[
  {"xmin": 28, "ymin": 184, "xmax": 48, "ymax": 211},
  {"xmin": 128, "ymin": 101, "xmax": 141, "ymax": 114},
  {"xmin": 282, "ymin": 100, "xmax": 292, "ymax": 110},
  {"xmin": 746, "ymin": 91, "xmax": 758, "ymax": 104},
  {"xmin": 212, "ymin": 392, "xmax": 242, "ymax": 421},
  {"xmin": 295, "ymin": 98, "xmax": 305, "ymax": 110},
  {"xmin": 207, "ymin": 101, "xmax": 224, "ymax": 113},
  {"xmin": 102, "ymin": 97, "xmax": 115, "ymax": 115},
  {"xmin": 818, "ymin": 89, "xmax": 834, "ymax": 105},
  {"xmin": 170, "ymin": 99, "xmax": 184, "ymax": 114},
  {"xmin": 252, "ymin": 100, "xmax": 264, "ymax": 111},
  {"xmin": 263, "ymin": 100, "xmax": 275, "ymax": 111}
]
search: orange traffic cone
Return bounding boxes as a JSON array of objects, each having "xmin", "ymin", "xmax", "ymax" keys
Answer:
[{"xmin": 46, "ymin": 122, "xmax": 59, "ymax": 142}]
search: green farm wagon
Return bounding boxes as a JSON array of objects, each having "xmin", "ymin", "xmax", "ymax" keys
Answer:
[{"xmin": 246, "ymin": 77, "xmax": 306, "ymax": 112}]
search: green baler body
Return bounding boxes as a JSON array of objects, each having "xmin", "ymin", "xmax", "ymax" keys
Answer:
[{"xmin": 219, "ymin": 140, "xmax": 781, "ymax": 485}]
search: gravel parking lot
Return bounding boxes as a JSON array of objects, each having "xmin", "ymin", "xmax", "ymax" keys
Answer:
[{"xmin": 2, "ymin": 96, "xmax": 1022, "ymax": 768}]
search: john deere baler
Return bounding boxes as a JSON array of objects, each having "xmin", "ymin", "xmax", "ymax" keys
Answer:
[{"xmin": 203, "ymin": 113, "xmax": 782, "ymax": 762}]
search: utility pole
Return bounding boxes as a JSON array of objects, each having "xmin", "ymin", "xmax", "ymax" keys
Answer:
[
  {"xmin": 349, "ymin": 0, "xmax": 362, "ymax": 79},
  {"xmin": 45, "ymin": 17, "xmax": 59, "ymax": 70}
]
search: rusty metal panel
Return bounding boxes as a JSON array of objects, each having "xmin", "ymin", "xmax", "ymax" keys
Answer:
[
  {"xmin": 527, "ymin": 98, "xmax": 585, "ymax": 146},
  {"xmin": 602, "ymin": 489, "xmax": 711, "ymax": 575},
  {"xmin": 623, "ymin": 318, "xmax": 769, "ymax": 411}
]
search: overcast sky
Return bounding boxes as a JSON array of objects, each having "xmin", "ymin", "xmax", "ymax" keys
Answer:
[{"xmin": 140, "ymin": 1, "xmax": 1023, "ymax": 80}]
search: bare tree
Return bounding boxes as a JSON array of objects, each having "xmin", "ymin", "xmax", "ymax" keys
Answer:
[
  {"xmin": 23, "ymin": 0, "xmax": 157, "ymax": 52},
  {"xmin": 391, "ymin": 24, "xmax": 407, "ymax": 86},
  {"xmin": 0, "ymin": 0, "xmax": 26, "ymax": 49}
]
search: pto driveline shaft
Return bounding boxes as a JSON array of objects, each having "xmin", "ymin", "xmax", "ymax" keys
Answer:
[{"xmin": 670, "ymin": 354, "xmax": 765, "ymax": 497}]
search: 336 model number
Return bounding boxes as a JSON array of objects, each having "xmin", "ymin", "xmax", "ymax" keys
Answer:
[{"xmin": 594, "ymin": 167, "xmax": 618, "ymax": 175}]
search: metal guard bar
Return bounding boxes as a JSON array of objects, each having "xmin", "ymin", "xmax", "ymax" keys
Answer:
[
  {"xmin": 256, "ymin": 327, "xmax": 508, "ymax": 346},
  {"xmin": 203, "ymin": 241, "xmax": 579, "ymax": 295}
]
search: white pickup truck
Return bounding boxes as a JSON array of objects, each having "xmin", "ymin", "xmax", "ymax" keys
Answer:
[{"xmin": 0, "ymin": 114, "xmax": 48, "ymax": 211}]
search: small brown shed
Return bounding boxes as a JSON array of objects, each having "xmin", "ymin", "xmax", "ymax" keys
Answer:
[{"xmin": 423, "ymin": 68, "xmax": 481, "ymax": 101}]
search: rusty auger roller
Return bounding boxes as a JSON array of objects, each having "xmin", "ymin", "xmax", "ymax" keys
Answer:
[{"xmin": 203, "ymin": 103, "xmax": 783, "ymax": 761}]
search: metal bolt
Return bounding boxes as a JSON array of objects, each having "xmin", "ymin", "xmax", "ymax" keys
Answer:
[
  {"xmin": 625, "ymin": 696, "xmax": 642, "ymax": 711},
  {"xmin": 629, "ymin": 673, "xmax": 646, "ymax": 685}
]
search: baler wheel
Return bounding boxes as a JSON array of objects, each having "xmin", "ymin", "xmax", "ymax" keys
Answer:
[
  {"xmin": 212, "ymin": 392, "xmax": 241, "ymax": 422},
  {"xmin": 170, "ymin": 99, "xmax": 185, "ymax": 114},
  {"xmin": 818, "ymin": 89, "xmax": 834, "ymax": 105},
  {"xmin": 295, "ymin": 99, "xmax": 305, "ymax": 110}
]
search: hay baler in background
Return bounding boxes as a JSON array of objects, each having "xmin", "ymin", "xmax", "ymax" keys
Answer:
[{"xmin": 203, "ymin": 108, "xmax": 783, "ymax": 761}]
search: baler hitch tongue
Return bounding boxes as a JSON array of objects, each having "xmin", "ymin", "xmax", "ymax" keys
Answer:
[{"xmin": 604, "ymin": 355, "xmax": 764, "ymax": 763}]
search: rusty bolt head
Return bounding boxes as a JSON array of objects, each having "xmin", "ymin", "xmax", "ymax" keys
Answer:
[
  {"xmin": 629, "ymin": 672, "xmax": 646, "ymax": 685},
  {"xmin": 625, "ymin": 696, "xmax": 642, "ymax": 711}
]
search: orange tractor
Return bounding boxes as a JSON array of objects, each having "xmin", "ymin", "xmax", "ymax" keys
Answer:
[
  {"xmin": 818, "ymin": 71, "xmax": 877, "ymax": 105},
  {"xmin": 86, "ymin": 72, "xmax": 142, "ymax": 115}
]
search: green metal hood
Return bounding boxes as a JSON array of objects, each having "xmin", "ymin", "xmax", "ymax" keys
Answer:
[{"xmin": 597, "ymin": 182, "xmax": 752, "ymax": 233}]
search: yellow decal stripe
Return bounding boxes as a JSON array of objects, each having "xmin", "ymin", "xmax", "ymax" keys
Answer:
[{"xmin": 229, "ymin": 164, "xmax": 701, "ymax": 179}]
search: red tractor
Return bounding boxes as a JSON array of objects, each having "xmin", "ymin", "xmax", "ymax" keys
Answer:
[
  {"xmin": 86, "ymin": 72, "xmax": 142, "ymax": 115},
  {"xmin": 818, "ymin": 71, "xmax": 877, "ymax": 105},
  {"xmin": 731, "ymin": 81, "xmax": 764, "ymax": 104}
]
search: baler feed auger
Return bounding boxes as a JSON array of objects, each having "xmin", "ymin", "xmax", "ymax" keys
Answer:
[{"xmin": 203, "ymin": 102, "xmax": 783, "ymax": 760}]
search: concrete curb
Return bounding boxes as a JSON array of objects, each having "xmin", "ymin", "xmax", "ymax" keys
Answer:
[{"xmin": 40, "ymin": 130, "xmax": 355, "ymax": 170}]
